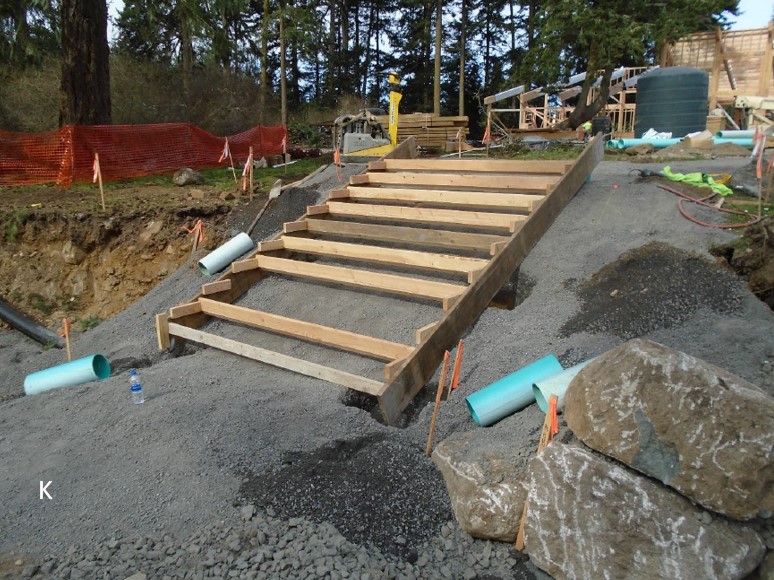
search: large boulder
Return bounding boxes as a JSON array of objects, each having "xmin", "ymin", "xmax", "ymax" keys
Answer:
[
  {"xmin": 564, "ymin": 339, "xmax": 774, "ymax": 520},
  {"xmin": 172, "ymin": 168, "xmax": 204, "ymax": 186},
  {"xmin": 432, "ymin": 429, "xmax": 530, "ymax": 542},
  {"xmin": 525, "ymin": 443, "xmax": 765, "ymax": 580}
]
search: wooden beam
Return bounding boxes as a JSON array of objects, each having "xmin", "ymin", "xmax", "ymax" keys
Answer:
[
  {"xmin": 155, "ymin": 313, "xmax": 170, "ymax": 351},
  {"xmin": 415, "ymin": 321, "xmax": 439, "ymax": 344},
  {"xmin": 353, "ymin": 172, "xmax": 557, "ymax": 193},
  {"xmin": 280, "ymin": 236, "xmax": 488, "ymax": 277},
  {"xmin": 284, "ymin": 220, "xmax": 309, "ymax": 234},
  {"xmin": 303, "ymin": 219, "xmax": 509, "ymax": 253},
  {"xmin": 385, "ymin": 358, "xmax": 407, "ymax": 381},
  {"xmin": 167, "ymin": 323, "xmax": 384, "ymax": 395},
  {"xmin": 344, "ymin": 186, "xmax": 542, "ymax": 211},
  {"xmin": 201, "ymin": 279, "xmax": 232, "ymax": 296},
  {"xmin": 238, "ymin": 254, "xmax": 466, "ymax": 308},
  {"xmin": 198, "ymin": 298, "xmax": 413, "ymax": 361},
  {"xmin": 376, "ymin": 136, "xmax": 604, "ymax": 425},
  {"xmin": 170, "ymin": 301, "xmax": 203, "ymax": 319},
  {"xmin": 326, "ymin": 202, "xmax": 526, "ymax": 232},
  {"xmin": 306, "ymin": 205, "xmax": 330, "ymax": 216},
  {"xmin": 367, "ymin": 159, "xmax": 571, "ymax": 174},
  {"xmin": 258, "ymin": 239, "xmax": 285, "ymax": 252}
]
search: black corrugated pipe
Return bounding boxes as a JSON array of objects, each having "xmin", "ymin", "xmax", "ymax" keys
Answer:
[{"xmin": 0, "ymin": 297, "xmax": 63, "ymax": 348}]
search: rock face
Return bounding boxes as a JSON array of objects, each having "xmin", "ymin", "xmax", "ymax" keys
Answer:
[
  {"xmin": 432, "ymin": 430, "xmax": 528, "ymax": 542},
  {"xmin": 564, "ymin": 338, "xmax": 774, "ymax": 520},
  {"xmin": 172, "ymin": 168, "xmax": 204, "ymax": 186},
  {"xmin": 525, "ymin": 443, "xmax": 765, "ymax": 580}
]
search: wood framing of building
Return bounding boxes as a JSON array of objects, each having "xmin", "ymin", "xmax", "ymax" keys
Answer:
[
  {"xmin": 484, "ymin": 67, "xmax": 648, "ymax": 137},
  {"xmin": 156, "ymin": 136, "xmax": 604, "ymax": 425},
  {"xmin": 662, "ymin": 24, "xmax": 774, "ymax": 108}
]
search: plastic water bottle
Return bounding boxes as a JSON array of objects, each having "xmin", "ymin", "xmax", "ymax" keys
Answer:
[{"xmin": 129, "ymin": 369, "xmax": 144, "ymax": 405}]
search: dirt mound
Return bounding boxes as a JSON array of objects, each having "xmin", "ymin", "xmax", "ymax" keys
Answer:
[
  {"xmin": 560, "ymin": 241, "xmax": 743, "ymax": 339},
  {"xmin": 0, "ymin": 184, "xmax": 237, "ymax": 330},
  {"xmin": 711, "ymin": 217, "xmax": 774, "ymax": 310},
  {"xmin": 653, "ymin": 141, "xmax": 750, "ymax": 159}
]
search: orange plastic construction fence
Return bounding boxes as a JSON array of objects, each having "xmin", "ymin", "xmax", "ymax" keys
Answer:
[{"xmin": 0, "ymin": 122, "xmax": 288, "ymax": 188}]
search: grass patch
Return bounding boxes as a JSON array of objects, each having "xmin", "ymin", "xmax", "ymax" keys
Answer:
[
  {"xmin": 28, "ymin": 293, "xmax": 55, "ymax": 315},
  {"xmin": 491, "ymin": 140, "xmax": 583, "ymax": 160},
  {"xmin": 2, "ymin": 209, "xmax": 28, "ymax": 242},
  {"xmin": 78, "ymin": 315, "xmax": 102, "ymax": 331}
]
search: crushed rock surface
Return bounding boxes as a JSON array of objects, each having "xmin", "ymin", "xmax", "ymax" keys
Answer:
[{"xmin": 1, "ymin": 157, "xmax": 774, "ymax": 578}]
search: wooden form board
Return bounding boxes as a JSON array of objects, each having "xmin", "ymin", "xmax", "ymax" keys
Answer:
[{"xmin": 157, "ymin": 140, "xmax": 603, "ymax": 424}]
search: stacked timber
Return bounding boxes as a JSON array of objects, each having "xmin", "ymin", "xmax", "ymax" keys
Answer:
[{"xmin": 376, "ymin": 114, "xmax": 469, "ymax": 148}]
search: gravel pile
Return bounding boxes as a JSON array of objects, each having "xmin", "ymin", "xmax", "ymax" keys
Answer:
[{"xmin": 11, "ymin": 508, "xmax": 535, "ymax": 579}]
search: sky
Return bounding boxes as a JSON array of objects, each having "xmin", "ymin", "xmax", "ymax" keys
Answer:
[{"xmin": 729, "ymin": 0, "xmax": 773, "ymax": 30}]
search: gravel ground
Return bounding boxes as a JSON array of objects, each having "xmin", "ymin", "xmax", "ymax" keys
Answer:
[{"xmin": 1, "ymin": 156, "xmax": 773, "ymax": 579}]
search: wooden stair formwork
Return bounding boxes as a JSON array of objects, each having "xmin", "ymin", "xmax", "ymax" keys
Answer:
[{"xmin": 155, "ymin": 136, "xmax": 604, "ymax": 425}]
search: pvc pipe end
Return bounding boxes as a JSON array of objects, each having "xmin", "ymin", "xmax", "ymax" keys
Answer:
[
  {"xmin": 466, "ymin": 398, "xmax": 482, "ymax": 426},
  {"xmin": 532, "ymin": 384, "xmax": 548, "ymax": 413},
  {"xmin": 92, "ymin": 354, "xmax": 111, "ymax": 380},
  {"xmin": 197, "ymin": 262, "xmax": 211, "ymax": 276}
]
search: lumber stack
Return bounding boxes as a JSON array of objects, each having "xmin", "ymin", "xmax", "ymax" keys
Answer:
[{"xmin": 376, "ymin": 114, "xmax": 470, "ymax": 148}]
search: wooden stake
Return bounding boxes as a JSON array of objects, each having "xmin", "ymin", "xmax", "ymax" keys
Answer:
[
  {"xmin": 515, "ymin": 394, "xmax": 559, "ymax": 551},
  {"xmin": 61, "ymin": 318, "xmax": 72, "ymax": 362},
  {"xmin": 426, "ymin": 350, "xmax": 451, "ymax": 457},
  {"xmin": 447, "ymin": 340, "xmax": 464, "ymax": 400},
  {"xmin": 249, "ymin": 146, "xmax": 254, "ymax": 201},
  {"xmin": 94, "ymin": 153, "xmax": 105, "ymax": 211}
]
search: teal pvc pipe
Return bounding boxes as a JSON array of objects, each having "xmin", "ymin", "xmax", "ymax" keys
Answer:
[
  {"xmin": 715, "ymin": 130, "xmax": 755, "ymax": 139},
  {"xmin": 466, "ymin": 355, "xmax": 563, "ymax": 427},
  {"xmin": 24, "ymin": 354, "xmax": 111, "ymax": 396},
  {"xmin": 532, "ymin": 358, "xmax": 596, "ymax": 413},
  {"xmin": 198, "ymin": 232, "xmax": 255, "ymax": 276},
  {"xmin": 712, "ymin": 137, "xmax": 753, "ymax": 147},
  {"xmin": 609, "ymin": 138, "xmax": 681, "ymax": 150}
]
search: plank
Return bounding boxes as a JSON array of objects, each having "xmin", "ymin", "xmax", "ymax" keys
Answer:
[
  {"xmin": 368, "ymin": 159, "xmax": 571, "ymax": 174},
  {"xmin": 326, "ymin": 201, "xmax": 526, "ymax": 232},
  {"xmin": 415, "ymin": 321, "xmax": 439, "ymax": 344},
  {"xmin": 167, "ymin": 323, "xmax": 384, "ymax": 395},
  {"xmin": 352, "ymin": 172, "xmax": 557, "ymax": 192},
  {"xmin": 258, "ymin": 239, "xmax": 285, "ymax": 252},
  {"xmin": 170, "ymin": 301, "xmax": 203, "ymax": 319},
  {"xmin": 376, "ymin": 136, "xmax": 604, "ymax": 425},
  {"xmin": 284, "ymin": 220, "xmax": 309, "ymax": 233},
  {"xmin": 198, "ymin": 298, "xmax": 413, "ymax": 361},
  {"xmin": 201, "ymin": 279, "xmax": 232, "ymax": 295},
  {"xmin": 303, "ymin": 219, "xmax": 509, "ymax": 253},
  {"xmin": 235, "ymin": 254, "xmax": 466, "ymax": 308},
  {"xmin": 155, "ymin": 313, "xmax": 170, "ymax": 351},
  {"xmin": 280, "ymin": 236, "xmax": 489, "ymax": 279},
  {"xmin": 343, "ymin": 186, "xmax": 542, "ymax": 211}
]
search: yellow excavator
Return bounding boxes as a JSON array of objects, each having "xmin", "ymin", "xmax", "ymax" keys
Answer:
[{"xmin": 332, "ymin": 72, "xmax": 402, "ymax": 162}]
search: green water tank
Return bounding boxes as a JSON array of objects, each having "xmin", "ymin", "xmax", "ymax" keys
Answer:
[{"xmin": 634, "ymin": 67, "xmax": 709, "ymax": 138}]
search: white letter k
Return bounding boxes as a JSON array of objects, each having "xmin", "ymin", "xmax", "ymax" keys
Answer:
[{"xmin": 40, "ymin": 481, "xmax": 52, "ymax": 500}]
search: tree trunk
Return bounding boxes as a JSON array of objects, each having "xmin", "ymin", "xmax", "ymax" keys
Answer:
[
  {"xmin": 422, "ymin": 1, "xmax": 432, "ymax": 110},
  {"xmin": 458, "ymin": 0, "xmax": 466, "ymax": 117},
  {"xmin": 279, "ymin": 0, "xmax": 288, "ymax": 127},
  {"xmin": 327, "ymin": 0, "xmax": 336, "ymax": 99},
  {"xmin": 59, "ymin": 0, "xmax": 111, "ymax": 126},
  {"xmin": 433, "ymin": 0, "xmax": 442, "ymax": 115},
  {"xmin": 260, "ymin": 0, "xmax": 269, "ymax": 124},
  {"xmin": 341, "ymin": 0, "xmax": 349, "ymax": 93},
  {"xmin": 558, "ymin": 67, "xmax": 614, "ymax": 130},
  {"xmin": 180, "ymin": 14, "xmax": 193, "ymax": 97}
]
